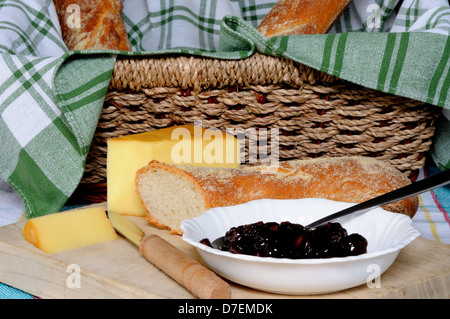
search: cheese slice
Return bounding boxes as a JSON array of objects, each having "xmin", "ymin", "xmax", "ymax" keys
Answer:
[
  {"xmin": 106, "ymin": 125, "xmax": 241, "ymax": 216},
  {"xmin": 22, "ymin": 206, "xmax": 118, "ymax": 254}
]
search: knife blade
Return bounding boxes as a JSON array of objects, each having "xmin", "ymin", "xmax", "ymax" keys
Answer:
[{"xmin": 107, "ymin": 211, "xmax": 231, "ymax": 299}]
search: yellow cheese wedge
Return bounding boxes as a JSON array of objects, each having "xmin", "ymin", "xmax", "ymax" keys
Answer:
[
  {"xmin": 107, "ymin": 124, "xmax": 241, "ymax": 216},
  {"xmin": 23, "ymin": 206, "xmax": 118, "ymax": 254}
]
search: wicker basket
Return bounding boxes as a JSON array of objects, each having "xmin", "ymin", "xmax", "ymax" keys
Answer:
[{"xmin": 71, "ymin": 52, "xmax": 439, "ymax": 203}]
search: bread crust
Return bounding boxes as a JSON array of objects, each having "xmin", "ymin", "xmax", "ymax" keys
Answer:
[
  {"xmin": 257, "ymin": 0, "xmax": 353, "ymax": 37},
  {"xmin": 136, "ymin": 157, "xmax": 419, "ymax": 235},
  {"xmin": 53, "ymin": 0, "xmax": 131, "ymax": 50}
]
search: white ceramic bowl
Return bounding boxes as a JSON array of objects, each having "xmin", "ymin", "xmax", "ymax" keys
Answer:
[{"xmin": 181, "ymin": 198, "xmax": 420, "ymax": 295}]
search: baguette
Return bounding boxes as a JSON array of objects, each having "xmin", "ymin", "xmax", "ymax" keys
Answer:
[
  {"xmin": 135, "ymin": 157, "xmax": 418, "ymax": 235},
  {"xmin": 257, "ymin": 0, "xmax": 353, "ymax": 37},
  {"xmin": 53, "ymin": 0, "xmax": 131, "ymax": 50}
]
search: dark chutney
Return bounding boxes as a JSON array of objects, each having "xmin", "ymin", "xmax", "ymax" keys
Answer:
[{"xmin": 201, "ymin": 221, "xmax": 368, "ymax": 259}]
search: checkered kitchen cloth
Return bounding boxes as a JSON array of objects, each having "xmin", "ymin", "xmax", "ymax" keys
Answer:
[{"xmin": 0, "ymin": 0, "xmax": 449, "ymax": 221}]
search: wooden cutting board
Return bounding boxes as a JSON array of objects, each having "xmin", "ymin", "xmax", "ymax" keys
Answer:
[{"xmin": 0, "ymin": 203, "xmax": 449, "ymax": 299}]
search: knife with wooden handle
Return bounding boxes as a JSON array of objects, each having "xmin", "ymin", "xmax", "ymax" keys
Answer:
[
  {"xmin": 258, "ymin": 0, "xmax": 354, "ymax": 37},
  {"xmin": 107, "ymin": 211, "xmax": 231, "ymax": 299}
]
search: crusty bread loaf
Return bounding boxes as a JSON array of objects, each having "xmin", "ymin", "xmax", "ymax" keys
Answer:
[
  {"xmin": 135, "ymin": 156, "xmax": 418, "ymax": 235},
  {"xmin": 54, "ymin": 0, "xmax": 131, "ymax": 50},
  {"xmin": 258, "ymin": 0, "xmax": 353, "ymax": 37}
]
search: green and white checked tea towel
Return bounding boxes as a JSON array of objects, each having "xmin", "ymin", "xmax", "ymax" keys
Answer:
[{"xmin": 0, "ymin": 0, "xmax": 449, "ymax": 222}]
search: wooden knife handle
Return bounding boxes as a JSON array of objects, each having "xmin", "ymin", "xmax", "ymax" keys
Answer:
[{"xmin": 139, "ymin": 234, "xmax": 231, "ymax": 299}]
